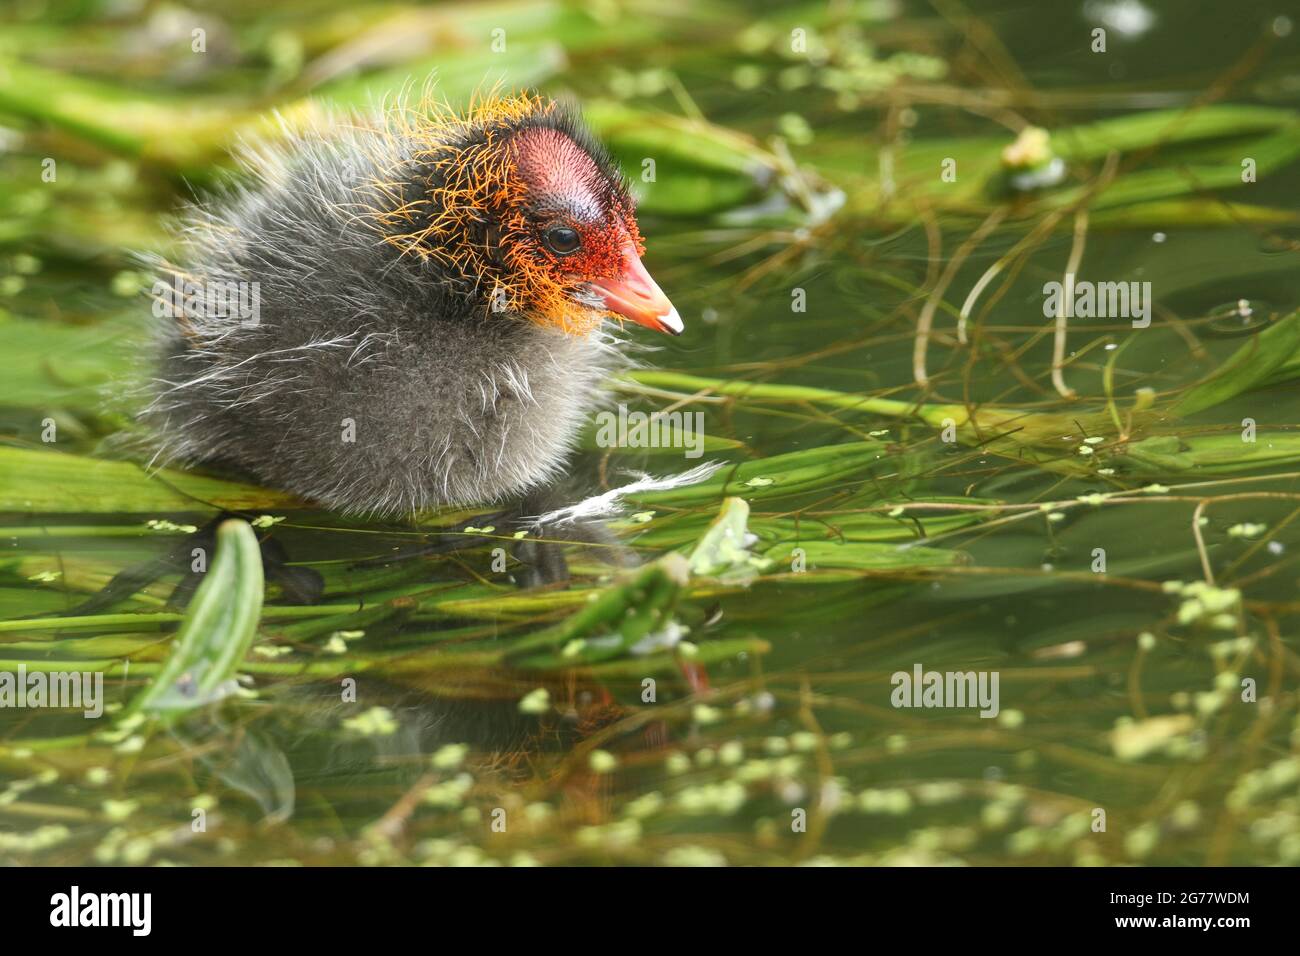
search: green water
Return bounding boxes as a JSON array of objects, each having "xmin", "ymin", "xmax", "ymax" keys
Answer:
[{"xmin": 1, "ymin": 0, "xmax": 1299, "ymax": 866}]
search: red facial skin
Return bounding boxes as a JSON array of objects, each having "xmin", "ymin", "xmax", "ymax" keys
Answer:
[
  {"xmin": 366, "ymin": 94, "xmax": 680, "ymax": 333},
  {"xmin": 511, "ymin": 128, "xmax": 682, "ymax": 335}
]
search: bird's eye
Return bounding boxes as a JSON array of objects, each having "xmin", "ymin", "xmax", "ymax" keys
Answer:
[{"xmin": 543, "ymin": 226, "xmax": 582, "ymax": 256}]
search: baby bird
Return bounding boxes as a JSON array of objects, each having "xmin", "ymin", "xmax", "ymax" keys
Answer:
[{"xmin": 145, "ymin": 92, "xmax": 681, "ymax": 517}]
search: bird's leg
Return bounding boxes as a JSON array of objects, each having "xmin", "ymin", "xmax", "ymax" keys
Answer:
[
  {"xmin": 508, "ymin": 488, "xmax": 570, "ymax": 588},
  {"xmin": 63, "ymin": 513, "xmax": 323, "ymax": 615},
  {"xmin": 349, "ymin": 509, "xmax": 515, "ymax": 567},
  {"xmin": 346, "ymin": 505, "xmax": 569, "ymax": 588},
  {"xmin": 358, "ymin": 489, "xmax": 603, "ymax": 589},
  {"xmin": 509, "ymin": 533, "xmax": 570, "ymax": 588},
  {"xmin": 62, "ymin": 517, "xmax": 220, "ymax": 616},
  {"xmin": 167, "ymin": 530, "xmax": 323, "ymax": 607}
]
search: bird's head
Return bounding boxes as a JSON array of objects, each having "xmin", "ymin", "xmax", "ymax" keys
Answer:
[{"xmin": 369, "ymin": 93, "xmax": 681, "ymax": 336}]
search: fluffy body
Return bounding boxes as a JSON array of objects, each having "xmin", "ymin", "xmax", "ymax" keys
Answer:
[{"xmin": 145, "ymin": 96, "xmax": 631, "ymax": 517}]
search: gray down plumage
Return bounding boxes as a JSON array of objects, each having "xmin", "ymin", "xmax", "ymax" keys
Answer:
[{"xmin": 143, "ymin": 104, "xmax": 628, "ymax": 517}]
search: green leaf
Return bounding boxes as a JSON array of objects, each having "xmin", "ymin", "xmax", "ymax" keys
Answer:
[
  {"xmin": 1051, "ymin": 106, "xmax": 1299, "ymax": 161},
  {"xmin": 1116, "ymin": 431, "xmax": 1300, "ymax": 476},
  {"xmin": 687, "ymin": 496, "xmax": 770, "ymax": 581},
  {"xmin": 0, "ymin": 446, "xmax": 301, "ymax": 513},
  {"xmin": 130, "ymin": 519, "xmax": 264, "ymax": 721},
  {"xmin": 1173, "ymin": 311, "xmax": 1300, "ymax": 416},
  {"xmin": 494, "ymin": 556, "xmax": 689, "ymax": 668},
  {"xmin": 764, "ymin": 538, "xmax": 965, "ymax": 572}
]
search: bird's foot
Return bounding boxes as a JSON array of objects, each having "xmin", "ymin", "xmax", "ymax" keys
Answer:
[{"xmin": 63, "ymin": 513, "xmax": 323, "ymax": 616}]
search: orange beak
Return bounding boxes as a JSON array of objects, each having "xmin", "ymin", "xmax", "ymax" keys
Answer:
[{"xmin": 584, "ymin": 243, "xmax": 683, "ymax": 335}]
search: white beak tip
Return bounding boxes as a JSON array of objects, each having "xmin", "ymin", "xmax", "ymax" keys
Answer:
[{"xmin": 659, "ymin": 306, "xmax": 684, "ymax": 335}]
